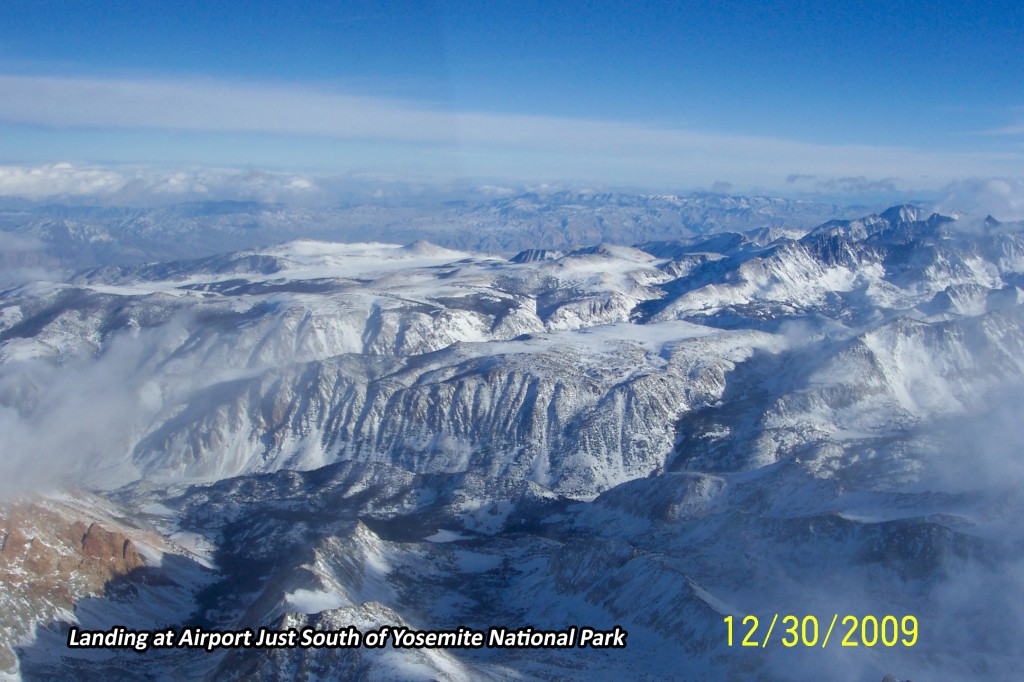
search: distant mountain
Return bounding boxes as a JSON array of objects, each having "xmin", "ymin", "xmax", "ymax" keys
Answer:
[{"xmin": 0, "ymin": 192, "xmax": 856, "ymax": 273}]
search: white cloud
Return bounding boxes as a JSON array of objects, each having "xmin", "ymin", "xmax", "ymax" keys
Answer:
[
  {"xmin": 1, "ymin": 74, "xmax": 1023, "ymax": 190},
  {"xmin": 0, "ymin": 162, "xmax": 127, "ymax": 197},
  {"xmin": 934, "ymin": 177, "xmax": 1024, "ymax": 221},
  {"xmin": 0, "ymin": 163, "xmax": 328, "ymax": 204}
]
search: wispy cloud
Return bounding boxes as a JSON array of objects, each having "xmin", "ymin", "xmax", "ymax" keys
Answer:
[
  {"xmin": 0, "ymin": 74, "xmax": 457, "ymax": 142},
  {"xmin": 1, "ymin": 74, "xmax": 1023, "ymax": 190},
  {"xmin": 981, "ymin": 124, "xmax": 1024, "ymax": 136},
  {"xmin": 0, "ymin": 232, "xmax": 45, "ymax": 252},
  {"xmin": 964, "ymin": 106, "xmax": 1024, "ymax": 137},
  {"xmin": 785, "ymin": 174, "xmax": 901, "ymax": 195},
  {"xmin": 972, "ymin": 107, "xmax": 1024, "ymax": 136}
]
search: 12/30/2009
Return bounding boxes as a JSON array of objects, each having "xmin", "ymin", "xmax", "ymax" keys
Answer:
[{"xmin": 724, "ymin": 614, "xmax": 918, "ymax": 648}]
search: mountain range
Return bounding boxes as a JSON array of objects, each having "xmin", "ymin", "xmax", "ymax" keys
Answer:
[{"xmin": 1, "ymin": 201, "xmax": 1022, "ymax": 680}]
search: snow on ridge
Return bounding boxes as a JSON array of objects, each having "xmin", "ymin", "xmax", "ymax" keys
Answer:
[{"xmin": 261, "ymin": 239, "xmax": 484, "ymax": 266}]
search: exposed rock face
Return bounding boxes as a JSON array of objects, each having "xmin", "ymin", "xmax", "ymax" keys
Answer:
[
  {"xmin": 0, "ymin": 499, "xmax": 148, "ymax": 676},
  {"xmin": 1, "ymin": 506, "xmax": 144, "ymax": 598},
  {"xmin": 80, "ymin": 522, "xmax": 145, "ymax": 575}
]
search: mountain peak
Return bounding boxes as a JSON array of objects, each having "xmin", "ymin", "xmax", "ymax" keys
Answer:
[{"xmin": 880, "ymin": 204, "xmax": 926, "ymax": 224}]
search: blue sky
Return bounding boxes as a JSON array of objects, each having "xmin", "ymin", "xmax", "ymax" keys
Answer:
[{"xmin": 1, "ymin": 1, "xmax": 1022, "ymax": 198}]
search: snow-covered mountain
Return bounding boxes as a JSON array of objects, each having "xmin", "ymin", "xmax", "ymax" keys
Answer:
[{"xmin": 2, "ymin": 204, "xmax": 1023, "ymax": 680}]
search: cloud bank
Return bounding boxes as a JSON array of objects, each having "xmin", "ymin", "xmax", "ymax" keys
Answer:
[
  {"xmin": 2, "ymin": 74, "xmax": 1023, "ymax": 191},
  {"xmin": 0, "ymin": 163, "xmax": 328, "ymax": 204},
  {"xmin": 1, "ymin": 163, "xmax": 1022, "ymax": 222}
]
